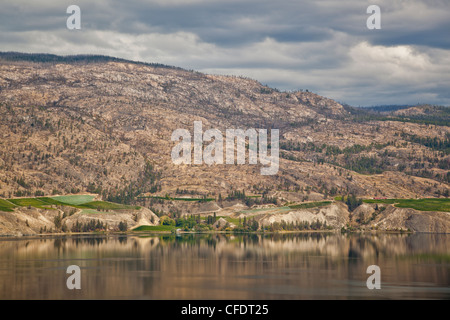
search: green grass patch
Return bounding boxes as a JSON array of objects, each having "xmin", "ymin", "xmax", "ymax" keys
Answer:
[
  {"xmin": 132, "ymin": 225, "xmax": 175, "ymax": 232},
  {"xmin": 78, "ymin": 201, "xmax": 140, "ymax": 211},
  {"xmin": 363, "ymin": 198, "xmax": 450, "ymax": 212},
  {"xmin": 223, "ymin": 217, "xmax": 246, "ymax": 225},
  {"xmin": 0, "ymin": 199, "xmax": 16, "ymax": 212},
  {"xmin": 289, "ymin": 201, "xmax": 333, "ymax": 210},
  {"xmin": 6, "ymin": 196, "xmax": 140, "ymax": 212},
  {"xmin": 364, "ymin": 199, "xmax": 396, "ymax": 204},
  {"xmin": 36, "ymin": 197, "xmax": 68, "ymax": 206},
  {"xmin": 139, "ymin": 196, "xmax": 215, "ymax": 202},
  {"xmin": 7, "ymin": 198, "xmax": 50, "ymax": 209},
  {"xmin": 50, "ymin": 195, "xmax": 95, "ymax": 205}
]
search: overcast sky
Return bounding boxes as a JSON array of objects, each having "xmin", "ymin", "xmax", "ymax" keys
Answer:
[{"xmin": 1, "ymin": 0, "xmax": 449, "ymax": 106}]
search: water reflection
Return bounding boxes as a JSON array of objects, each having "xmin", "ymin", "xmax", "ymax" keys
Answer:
[{"xmin": 0, "ymin": 233, "xmax": 448, "ymax": 299}]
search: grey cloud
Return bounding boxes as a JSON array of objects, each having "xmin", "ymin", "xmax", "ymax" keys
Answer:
[{"xmin": 0, "ymin": 0, "xmax": 449, "ymax": 106}]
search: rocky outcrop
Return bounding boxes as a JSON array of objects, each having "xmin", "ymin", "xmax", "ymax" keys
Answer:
[
  {"xmin": 0, "ymin": 207, "xmax": 55, "ymax": 237},
  {"xmin": 258, "ymin": 202, "xmax": 350, "ymax": 229},
  {"xmin": 0, "ymin": 206, "xmax": 159, "ymax": 236},
  {"xmin": 64, "ymin": 206, "xmax": 160, "ymax": 231},
  {"xmin": 255, "ymin": 202, "xmax": 449, "ymax": 233},
  {"xmin": 351, "ymin": 203, "xmax": 376, "ymax": 223},
  {"xmin": 213, "ymin": 217, "xmax": 230, "ymax": 229},
  {"xmin": 367, "ymin": 205, "xmax": 450, "ymax": 233}
]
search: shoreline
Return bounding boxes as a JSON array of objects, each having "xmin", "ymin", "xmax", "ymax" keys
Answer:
[{"xmin": 0, "ymin": 229, "xmax": 440, "ymax": 240}]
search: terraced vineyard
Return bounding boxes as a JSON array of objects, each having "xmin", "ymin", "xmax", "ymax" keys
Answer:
[
  {"xmin": 8, "ymin": 198, "xmax": 53, "ymax": 210},
  {"xmin": 49, "ymin": 195, "xmax": 95, "ymax": 205},
  {"xmin": 0, "ymin": 199, "xmax": 15, "ymax": 212},
  {"xmin": 363, "ymin": 198, "xmax": 450, "ymax": 212},
  {"xmin": 132, "ymin": 225, "xmax": 175, "ymax": 232},
  {"xmin": 0, "ymin": 195, "xmax": 140, "ymax": 212}
]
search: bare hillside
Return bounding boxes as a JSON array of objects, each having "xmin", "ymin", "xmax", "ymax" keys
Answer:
[{"xmin": 0, "ymin": 53, "xmax": 448, "ymax": 234}]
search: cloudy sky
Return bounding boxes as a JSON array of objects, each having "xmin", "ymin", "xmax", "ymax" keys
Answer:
[{"xmin": 1, "ymin": 0, "xmax": 449, "ymax": 106}]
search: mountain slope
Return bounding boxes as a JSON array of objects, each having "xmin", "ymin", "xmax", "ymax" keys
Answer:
[{"xmin": 0, "ymin": 52, "xmax": 448, "ymax": 204}]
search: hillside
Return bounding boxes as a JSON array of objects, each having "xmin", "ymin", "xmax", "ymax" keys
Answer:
[
  {"xmin": 0, "ymin": 52, "xmax": 449, "ymax": 234},
  {"xmin": 356, "ymin": 104, "xmax": 450, "ymax": 127}
]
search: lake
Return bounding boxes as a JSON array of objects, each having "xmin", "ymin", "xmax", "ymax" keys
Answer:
[{"xmin": 0, "ymin": 233, "xmax": 448, "ymax": 299}]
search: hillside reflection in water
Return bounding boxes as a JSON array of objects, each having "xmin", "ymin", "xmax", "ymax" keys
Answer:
[{"xmin": 0, "ymin": 233, "xmax": 448, "ymax": 299}]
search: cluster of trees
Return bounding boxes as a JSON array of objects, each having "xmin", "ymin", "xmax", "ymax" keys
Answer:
[
  {"xmin": 358, "ymin": 205, "xmax": 386, "ymax": 224},
  {"xmin": 161, "ymin": 214, "xmax": 217, "ymax": 231},
  {"xmin": 280, "ymin": 141, "xmax": 323, "ymax": 153},
  {"xmin": 280, "ymin": 141, "xmax": 390, "ymax": 156},
  {"xmin": 343, "ymin": 194, "xmax": 363, "ymax": 212},
  {"xmin": 262, "ymin": 219, "xmax": 330, "ymax": 232},
  {"xmin": 118, "ymin": 221, "xmax": 128, "ymax": 232},
  {"xmin": 0, "ymin": 52, "xmax": 177, "ymax": 70},
  {"xmin": 438, "ymin": 159, "xmax": 449, "ymax": 170},
  {"xmin": 103, "ymin": 183, "xmax": 138, "ymax": 205},
  {"xmin": 71, "ymin": 220, "xmax": 108, "ymax": 232},
  {"xmin": 53, "ymin": 213, "xmax": 64, "ymax": 230},
  {"xmin": 279, "ymin": 140, "xmax": 394, "ymax": 175},
  {"xmin": 345, "ymin": 104, "xmax": 450, "ymax": 127},
  {"xmin": 147, "ymin": 206, "xmax": 164, "ymax": 217},
  {"xmin": 280, "ymin": 130, "xmax": 449, "ymax": 181},
  {"xmin": 226, "ymin": 190, "xmax": 247, "ymax": 200},
  {"xmin": 341, "ymin": 155, "xmax": 385, "ymax": 174},
  {"xmin": 159, "ymin": 212, "xmax": 277, "ymax": 232},
  {"xmin": 175, "ymin": 188, "xmax": 197, "ymax": 195},
  {"xmin": 408, "ymin": 169, "xmax": 450, "ymax": 184},
  {"xmin": 244, "ymin": 195, "xmax": 278, "ymax": 206},
  {"xmin": 156, "ymin": 214, "xmax": 338, "ymax": 233},
  {"xmin": 13, "ymin": 190, "xmax": 32, "ymax": 197},
  {"xmin": 15, "ymin": 176, "xmax": 30, "ymax": 189},
  {"xmin": 402, "ymin": 133, "xmax": 450, "ymax": 154},
  {"xmin": 39, "ymin": 225, "xmax": 56, "ymax": 233},
  {"xmin": 161, "ymin": 213, "xmax": 219, "ymax": 231},
  {"xmin": 224, "ymin": 190, "xmax": 278, "ymax": 206},
  {"xmin": 175, "ymin": 216, "xmax": 201, "ymax": 230},
  {"xmin": 103, "ymin": 161, "xmax": 162, "ymax": 204},
  {"xmin": 86, "ymin": 182, "xmax": 102, "ymax": 194},
  {"xmin": 39, "ymin": 218, "xmax": 129, "ymax": 233},
  {"xmin": 445, "ymin": 172, "xmax": 450, "ymax": 184},
  {"xmin": 233, "ymin": 216, "xmax": 259, "ymax": 232},
  {"xmin": 205, "ymin": 213, "xmax": 218, "ymax": 225}
]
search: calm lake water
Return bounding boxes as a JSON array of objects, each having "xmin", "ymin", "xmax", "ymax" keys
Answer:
[{"xmin": 0, "ymin": 233, "xmax": 448, "ymax": 300}]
